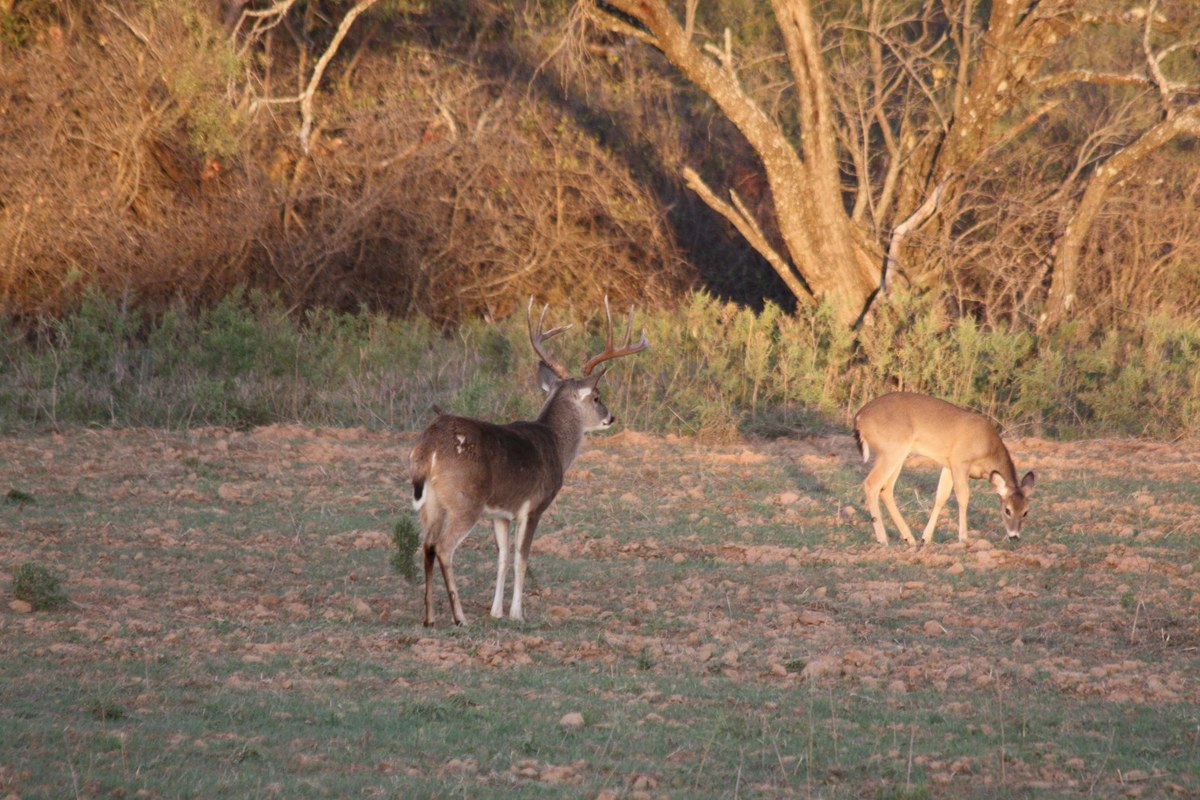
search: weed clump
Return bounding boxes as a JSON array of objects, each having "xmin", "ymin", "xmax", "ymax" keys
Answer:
[
  {"xmin": 391, "ymin": 518, "xmax": 421, "ymax": 584},
  {"xmin": 12, "ymin": 562, "xmax": 68, "ymax": 610},
  {"xmin": 4, "ymin": 489, "xmax": 35, "ymax": 505}
]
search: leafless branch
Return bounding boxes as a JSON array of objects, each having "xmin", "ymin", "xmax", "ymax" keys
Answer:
[
  {"xmin": 882, "ymin": 176, "xmax": 951, "ymax": 291},
  {"xmin": 243, "ymin": 0, "xmax": 380, "ymax": 153},
  {"xmin": 682, "ymin": 166, "xmax": 813, "ymax": 305}
]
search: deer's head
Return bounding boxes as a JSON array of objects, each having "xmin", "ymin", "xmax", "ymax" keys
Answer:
[
  {"xmin": 527, "ymin": 297, "xmax": 649, "ymax": 433},
  {"xmin": 991, "ymin": 470, "xmax": 1036, "ymax": 540}
]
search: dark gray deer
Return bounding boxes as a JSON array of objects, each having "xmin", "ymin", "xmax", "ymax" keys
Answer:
[{"xmin": 410, "ymin": 298, "xmax": 649, "ymax": 626}]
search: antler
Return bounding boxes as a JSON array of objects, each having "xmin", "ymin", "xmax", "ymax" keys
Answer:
[
  {"xmin": 526, "ymin": 297, "xmax": 573, "ymax": 380},
  {"xmin": 581, "ymin": 296, "xmax": 650, "ymax": 376}
]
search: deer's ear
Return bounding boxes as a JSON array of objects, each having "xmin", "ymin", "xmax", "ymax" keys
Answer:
[
  {"xmin": 583, "ymin": 368, "xmax": 605, "ymax": 390},
  {"xmin": 537, "ymin": 361, "xmax": 562, "ymax": 393},
  {"xmin": 989, "ymin": 471, "xmax": 1011, "ymax": 496}
]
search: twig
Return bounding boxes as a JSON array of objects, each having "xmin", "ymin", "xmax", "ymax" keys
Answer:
[
  {"xmin": 996, "ymin": 671, "xmax": 1007, "ymax": 785},
  {"xmin": 1087, "ymin": 726, "xmax": 1116, "ymax": 795},
  {"xmin": 245, "ymin": 0, "xmax": 380, "ymax": 154},
  {"xmin": 905, "ymin": 722, "xmax": 916, "ymax": 792}
]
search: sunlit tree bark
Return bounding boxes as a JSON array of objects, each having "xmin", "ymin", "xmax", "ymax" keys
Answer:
[{"xmin": 582, "ymin": 0, "xmax": 1200, "ymax": 327}]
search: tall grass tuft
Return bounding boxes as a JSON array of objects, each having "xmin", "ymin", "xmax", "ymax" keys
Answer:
[{"xmin": 2, "ymin": 288, "xmax": 1198, "ymax": 439}]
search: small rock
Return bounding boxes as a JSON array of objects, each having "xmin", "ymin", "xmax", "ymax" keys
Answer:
[
  {"xmin": 800, "ymin": 656, "xmax": 841, "ymax": 681},
  {"xmin": 946, "ymin": 562, "xmax": 965, "ymax": 575},
  {"xmin": 559, "ymin": 712, "xmax": 585, "ymax": 728},
  {"xmin": 9, "ymin": 600, "xmax": 33, "ymax": 614},
  {"xmin": 545, "ymin": 605, "xmax": 572, "ymax": 621},
  {"xmin": 924, "ymin": 620, "xmax": 946, "ymax": 636}
]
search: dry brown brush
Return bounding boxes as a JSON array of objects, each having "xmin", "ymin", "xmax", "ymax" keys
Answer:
[{"xmin": 0, "ymin": 0, "xmax": 685, "ymax": 321}]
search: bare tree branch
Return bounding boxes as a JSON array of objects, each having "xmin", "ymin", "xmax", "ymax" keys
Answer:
[
  {"xmin": 1044, "ymin": 103, "xmax": 1200, "ymax": 327},
  {"xmin": 882, "ymin": 175, "xmax": 951, "ymax": 292},
  {"xmin": 681, "ymin": 167, "xmax": 812, "ymax": 305},
  {"xmin": 243, "ymin": 0, "xmax": 380, "ymax": 154}
]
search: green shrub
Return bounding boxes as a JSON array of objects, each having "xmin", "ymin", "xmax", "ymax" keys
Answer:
[
  {"xmin": 12, "ymin": 562, "xmax": 68, "ymax": 610},
  {"xmin": 1, "ymin": 288, "xmax": 1198, "ymax": 439},
  {"xmin": 391, "ymin": 517, "xmax": 421, "ymax": 584}
]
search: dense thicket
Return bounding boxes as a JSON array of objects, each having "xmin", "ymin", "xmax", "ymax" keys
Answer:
[
  {"xmin": 4, "ymin": 0, "xmax": 1196, "ymax": 328},
  {"xmin": 0, "ymin": 0, "xmax": 693, "ymax": 321}
]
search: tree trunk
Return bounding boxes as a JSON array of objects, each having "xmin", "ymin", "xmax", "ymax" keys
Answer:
[{"xmin": 588, "ymin": 0, "xmax": 879, "ymax": 326}]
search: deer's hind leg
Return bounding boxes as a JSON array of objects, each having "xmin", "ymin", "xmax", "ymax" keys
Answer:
[
  {"xmin": 863, "ymin": 456, "xmax": 896, "ymax": 545},
  {"xmin": 419, "ymin": 500, "xmax": 446, "ymax": 627},
  {"xmin": 878, "ymin": 457, "xmax": 918, "ymax": 546},
  {"xmin": 864, "ymin": 448, "xmax": 916, "ymax": 546},
  {"xmin": 424, "ymin": 499, "xmax": 482, "ymax": 627}
]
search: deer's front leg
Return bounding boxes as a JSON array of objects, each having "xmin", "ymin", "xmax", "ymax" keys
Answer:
[
  {"xmin": 921, "ymin": 467, "xmax": 954, "ymax": 544},
  {"xmin": 952, "ymin": 465, "xmax": 972, "ymax": 543},
  {"xmin": 509, "ymin": 506, "xmax": 537, "ymax": 621},
  {"xmin": 491, "ymin": 518, "xmax": 510, "ymax": 619}
]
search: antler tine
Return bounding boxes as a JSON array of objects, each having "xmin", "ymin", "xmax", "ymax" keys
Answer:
[
  {"xmin": 526, "ymin": 296, "xmax": 572, "ymax": 379},
  {"xmin": 581, "ymin": 295, "xmax": 650, "ymax": 376}
]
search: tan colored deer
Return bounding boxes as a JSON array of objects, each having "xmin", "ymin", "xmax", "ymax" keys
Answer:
[
  {"xmin": 410, "ymin": 298, "xmax": 648, "ymax": 626},
  {"xmin": 853, "ymin": 392, "xmax": 1035, "ymax": 546}
]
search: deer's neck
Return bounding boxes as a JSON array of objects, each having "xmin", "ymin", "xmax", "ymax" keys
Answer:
[
  {"xmin": 983, "ymin": 442, "xmax": 1019, "ymax": 486},
  {"xmin": 536, "ymin": 390, "xmax": 587, "ymax": 472}
]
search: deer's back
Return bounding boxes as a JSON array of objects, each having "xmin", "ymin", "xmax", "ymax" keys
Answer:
[
  {"xmin": 856, "ymin": 392, "xmax": 1006, "ymax": 467},
  {"xmin": 413, "ymin": 415, "xmax": 564, "ymax": 514}
]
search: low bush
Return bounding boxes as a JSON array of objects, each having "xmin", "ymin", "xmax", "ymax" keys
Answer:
[
  {"xmin": 12, "ymin": 562, "xmax": 68, "ymax": 611},
  {"xmin": 1, "ymin": 289, "xmax": 1197, "ymax": 439}
]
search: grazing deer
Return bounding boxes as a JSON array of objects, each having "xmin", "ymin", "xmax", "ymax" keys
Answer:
[
  {"xmin": 410, "ymin": 298, "xmax": 649, "ymax": 626},
  {"xmin": 853, "ymin": 392, "xmax": 1035, "ymax": 546}
]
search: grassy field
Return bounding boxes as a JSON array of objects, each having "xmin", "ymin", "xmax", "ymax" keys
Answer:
[{"xmin": 1, "ymin": 426, "xmax": 1198, "ymax": 798}]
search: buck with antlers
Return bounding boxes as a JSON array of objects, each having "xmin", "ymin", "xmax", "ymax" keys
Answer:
[
  {"xmin": 410, "ymin": 298, "xmax": 649, "ymax": 626},
  {"xmin": 854, "ymin": 392, "xmax": 1035, "ymax": 546}
]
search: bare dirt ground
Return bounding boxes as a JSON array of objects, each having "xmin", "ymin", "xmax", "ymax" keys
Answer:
[{"xmin": 2, "ymin": 427, "xmax": 1198, "ymax": 797}]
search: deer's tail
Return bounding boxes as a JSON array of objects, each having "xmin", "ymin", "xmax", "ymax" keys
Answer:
[
  {"xmin": 410, "ymin": 445, "xmax": 433, "ymax": 512},
  {"xmin": 853, "ymin": 425, "xmax": 870, "ymax": 463}
]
